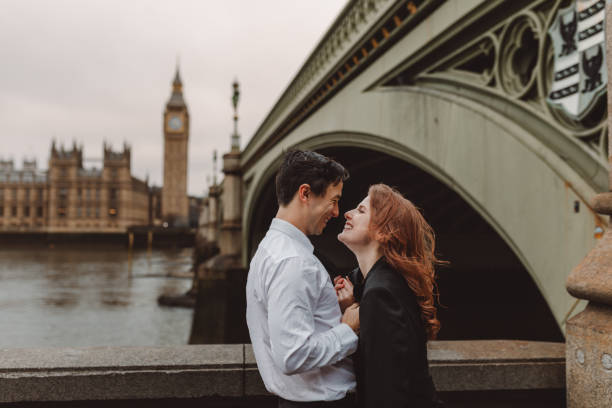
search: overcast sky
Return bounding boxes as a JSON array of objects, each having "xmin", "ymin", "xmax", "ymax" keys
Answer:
[{"xmin": 0, "ymin": 0, "xmax": 346, "ymax": 195}]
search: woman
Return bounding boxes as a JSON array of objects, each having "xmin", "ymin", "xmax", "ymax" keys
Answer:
[{"xmin": 336, "ymin": 184, "xmax": 444, "ymax": 408}]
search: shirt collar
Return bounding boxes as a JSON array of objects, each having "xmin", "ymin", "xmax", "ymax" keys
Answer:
[{"xmin": 270, "ymin": 218, "xmax": 314, "ymax": 253}]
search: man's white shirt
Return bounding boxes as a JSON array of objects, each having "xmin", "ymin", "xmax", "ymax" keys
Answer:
[{"xmin": 246, "ymin": 218, "xmax": 358, "ymax": 402}]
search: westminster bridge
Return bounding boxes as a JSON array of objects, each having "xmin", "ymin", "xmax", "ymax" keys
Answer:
[
  {"xmin": 216, "ymin": 0, "xmax": 609, "ymax": 341},
  {"xmin": 3, "ymin": 0, "xmax": 612, "ymax": 406}
]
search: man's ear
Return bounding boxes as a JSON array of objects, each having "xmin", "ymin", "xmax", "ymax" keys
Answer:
[{"xmin": 297, "ymin": 184, "xmax": 311, "ymax": 203}]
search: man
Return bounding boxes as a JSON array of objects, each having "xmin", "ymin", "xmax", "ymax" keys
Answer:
[{"xmin": 246, "ymin": 150, "xmax": 359, "ymax": 407}]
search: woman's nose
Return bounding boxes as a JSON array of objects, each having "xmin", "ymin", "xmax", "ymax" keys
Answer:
[{"xmin": 344, "ymin": 210, "xmax": 351, "ymax": 219}]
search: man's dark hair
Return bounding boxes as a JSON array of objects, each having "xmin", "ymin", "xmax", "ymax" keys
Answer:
[{"xmin": 275, "ymin": 150, "xmax": 349, "ymax": 206}]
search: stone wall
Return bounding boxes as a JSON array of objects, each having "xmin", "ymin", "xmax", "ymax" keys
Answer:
[{"xmin": 0, "ymin": 341, "xmax": 564, "ymax": 406}]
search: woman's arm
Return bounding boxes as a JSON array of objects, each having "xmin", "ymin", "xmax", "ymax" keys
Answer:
[
  {"xmin": 360, "ymin": 286, "xmax": 420, "ymax": 408},
  {"xmin": 334, "ymin": 276, "xmax": 355, "ymax": 312}
]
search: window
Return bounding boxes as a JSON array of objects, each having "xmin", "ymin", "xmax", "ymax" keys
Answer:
[
  {"xmin": 86, "ymin": 189, "xmax": 91, "ymax": 199},
  {"xmin": 0, "ymin": 206, "xmax": 3, "ymax": 217},
  {"xmin": 95, "ymin": 189, "xmax": 100, "ymax": 199},
  {"xmin": 109, "ymin": 188, "xmax": 117, "ymax": 200},
  {"xmin": 155, "ymin": 197, "xmax": 161, "ymax": 218},
  {"xmin": 11, "ymin": 206, "xmax": 17, "ymax": 217},
  {"xmin": 24, "ymin": 189, "xmax": 30, "ymax": 200},
  {"xmin": 95, "ymin": 207, "xmax": 100, "ymax": 218},
  {"xmin": 0, "ymin": 189, "xmax": 3, "ymax": 200},
  {"xmin": 37, "ymin": 188, "xmax": 43, "ymax": 201},
  {"xmin": 60, "ymin": 167, "xmax": 67, "ymax": 178},
  {"xmin": 77, "ymin": 207, "xmax": 82, "ymax": 218},
  {"xmin": 11, "ymin": 189, "xmax": 17, "ymax": 199},
  {"xmin": 58, "ymin": 188, "xmax": 67, "ymax": 212},
  {"xmin": 36, "ymin": 206, "xmax": 43, "ymax": 217},
  {"xmin": 86, "ymin": 207, "xmax": 91, "ymax": 217},
  {"xmin": 111, "ymin": 168, "xmax": 118, "ymax": 179},
  {"xmin": 24, "ymin": 206, "xmax": 30, "ymax": 217}
]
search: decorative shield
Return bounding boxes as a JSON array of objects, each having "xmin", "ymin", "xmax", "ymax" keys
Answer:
[{"xmin": 547, "ymin": 0, "xmax": 610, "ymax": 119}]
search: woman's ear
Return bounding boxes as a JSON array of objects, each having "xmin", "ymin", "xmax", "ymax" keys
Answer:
[{"xmin": 372, "ymin": 230, "xmax": 385, "ymax": 243}]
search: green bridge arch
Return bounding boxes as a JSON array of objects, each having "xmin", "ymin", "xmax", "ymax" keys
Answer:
[{"xmin": 242, "ymin": 86, "xmax": 603, "ymax": 331}]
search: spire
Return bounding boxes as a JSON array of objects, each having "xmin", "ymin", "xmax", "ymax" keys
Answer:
[
  {"xmin": 167, "ymin": 65, "xmax": 186, "ymax": 108},
  {"xmin": 173, "ymin": 66, "xmax": 182, "ymax": 88}
]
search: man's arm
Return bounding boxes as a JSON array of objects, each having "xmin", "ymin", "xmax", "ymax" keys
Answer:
[{"xmin": 267, "ymin": 257, "xmax": 358, "ymax": 375}]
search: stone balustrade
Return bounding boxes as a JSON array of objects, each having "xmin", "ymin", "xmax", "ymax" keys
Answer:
[{"xmin": 0, "ymin": 340, "xmax": 564, "ymax": 407}]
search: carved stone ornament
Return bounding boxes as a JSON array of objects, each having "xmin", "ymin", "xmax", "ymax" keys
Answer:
[
  {"xmin": 498, "ymin": 12, "xmax": 542, "ymax": 99},
  {"xmin": 547, "ymin": 0, "xmax": 610, "ymax": 120}
]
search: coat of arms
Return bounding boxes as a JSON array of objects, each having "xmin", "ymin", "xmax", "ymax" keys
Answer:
[{"xmin": 547, "ymin": 0, "xmax": 610, "ymax": 119}]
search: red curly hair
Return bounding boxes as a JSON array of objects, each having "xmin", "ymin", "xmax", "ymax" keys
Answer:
[{"xmin": 368, "ymin": 184, "xmax": 443, "ymax": 340}]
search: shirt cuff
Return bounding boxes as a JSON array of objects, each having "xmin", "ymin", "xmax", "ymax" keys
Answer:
[{"xmin": 332, "ymin": 323, "xmax": 359, "ymax": 356}]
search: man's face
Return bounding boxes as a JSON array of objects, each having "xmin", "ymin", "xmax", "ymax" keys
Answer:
[{"xmin": 305, "ymin": 181, "xmax": 343, "ymax": 236}]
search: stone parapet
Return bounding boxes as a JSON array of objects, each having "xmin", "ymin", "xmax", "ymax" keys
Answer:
[
  {"xmin": 428, "ymin": 340, "xmax": 565, "ymax": 392},
  {"xmin": 567, "ymin": 230, "xmax": 612, "ymax": 306},
  {"xmin": 0, "ymin": 341, "xmax": 564, "ymax": 403},
  {"xmin": 0, "ymin": 344, "xmax": 243, "ymax": 403},
  {"xmin": 566, "ymin": 303, "xmax": 612, "ymax": 407}
]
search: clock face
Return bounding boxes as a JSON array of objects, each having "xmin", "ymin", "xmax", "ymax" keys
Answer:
[{"xmin": 168, "ymin": 115, "xmax": 183, "ymax": 131}]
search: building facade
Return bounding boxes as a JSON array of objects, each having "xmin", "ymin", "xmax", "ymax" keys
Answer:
[
  {"xmin": 0, "ymin": 68, "xmax": 193, "ymax": 233},
  {"xmin": 0, "ymin": 159, "xmax": 48, "ymax": 231},
  {"xmin": 0, "ymin": 142, "xmax": 150, "ymax": 233}
]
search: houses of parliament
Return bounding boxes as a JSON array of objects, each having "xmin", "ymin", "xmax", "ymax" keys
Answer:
[{"xmin": 0, "ymin": 68, "xmax": 193, "ymax": 233}]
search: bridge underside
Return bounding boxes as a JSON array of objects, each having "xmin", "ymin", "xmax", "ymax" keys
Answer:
[{"xmin": 248, "ymin": 146, "xmax": 563, "ymax": 341}]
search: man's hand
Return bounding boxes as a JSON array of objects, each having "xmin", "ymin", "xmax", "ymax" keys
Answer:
[
  {"xmin": 342, "ymin": 303, "xmax": 360, "ymax": 334},
  {"xmin": 334, "ymin": 276, "xmax": 355, "ymax": 313}
]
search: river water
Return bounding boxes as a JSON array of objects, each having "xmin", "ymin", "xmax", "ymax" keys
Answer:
[{"xmin": 0, "ymin": 246, "xmax": 194, "ymax": 348}]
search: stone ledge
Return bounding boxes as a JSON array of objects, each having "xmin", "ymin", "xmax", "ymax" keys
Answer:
[
  {"xmin": 428, "ymin": 340, "xmax": 565, "ymax": 392},
  {"xmin": 0, "ymin": 341, "xmax": 564, "ymax": 403}
]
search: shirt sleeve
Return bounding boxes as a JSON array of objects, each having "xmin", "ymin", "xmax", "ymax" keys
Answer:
[
  {"xmin": 266, "ymin": 256, "xmax": 358, "ymax": 375},
  {"xmin": 360, "ymin": 286, "xmax": 420, "ymax": 408}
]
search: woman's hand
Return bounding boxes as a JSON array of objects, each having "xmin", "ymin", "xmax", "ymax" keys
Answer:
[{"xmin": 334, "ymin": 276, "xmax": 355, "ymax": 313}]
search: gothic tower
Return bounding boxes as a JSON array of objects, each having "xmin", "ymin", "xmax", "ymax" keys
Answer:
[{"xmin": 162, "ymin": 67, "xmax": 189, "ymax": 226}]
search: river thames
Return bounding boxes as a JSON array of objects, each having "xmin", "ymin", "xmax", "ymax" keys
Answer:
[{"xmin": 0, "ymin": 246, "xmax": 194, "ymax": 348}]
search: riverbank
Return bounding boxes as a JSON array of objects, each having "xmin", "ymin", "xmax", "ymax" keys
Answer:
[{"xmin": 0, "ymin": 227, "xmax": 195, "ymax": 248}]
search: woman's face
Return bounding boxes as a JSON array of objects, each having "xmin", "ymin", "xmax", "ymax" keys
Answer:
[{"xmin": 338, "ymin": 195, "xmax": 373, "ymax": 248}]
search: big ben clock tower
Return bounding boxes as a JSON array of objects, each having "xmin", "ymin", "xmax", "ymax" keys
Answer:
[{"xmin": 162, "ymin": 67, "xmax": 189, "ymax": 226}]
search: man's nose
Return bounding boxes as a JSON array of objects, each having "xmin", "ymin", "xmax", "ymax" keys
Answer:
[{"xmin": 332, "ymin": 203, "xmax": 339, "ymax": 218}]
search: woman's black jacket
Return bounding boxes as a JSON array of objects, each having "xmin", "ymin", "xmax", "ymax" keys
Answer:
[{"xmin": 349, "ymin": 257, "xmax": 442, "ymax": 408}]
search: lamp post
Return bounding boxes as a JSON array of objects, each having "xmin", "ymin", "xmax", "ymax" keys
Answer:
[{"xmin": 231, "ymin": 80, "xmax": 240, "ymax": 152}]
